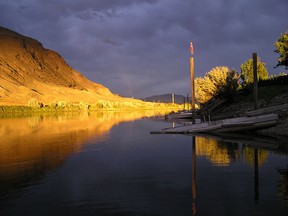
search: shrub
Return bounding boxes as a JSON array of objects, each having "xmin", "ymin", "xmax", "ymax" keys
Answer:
[
  {"xmin": 27, "ymin": 98, "xmax": 43, "ymax": 108},
  {"xmin": 79, "ymin": 101, "xmax": 90, "ymax": 110}
]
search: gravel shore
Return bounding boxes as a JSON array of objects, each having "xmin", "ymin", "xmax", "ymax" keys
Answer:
[{"xmin": 212, "ymin": 91, "xmax": 288, "ymax": 137}]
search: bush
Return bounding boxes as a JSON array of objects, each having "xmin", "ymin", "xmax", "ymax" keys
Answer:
[
  {"xmin": 195, "ymin": 66, "xmax": 240, "ymax": 104},
  {"xmin": 79, "ymin": 101, "xmax": 90, "ymax": 110},
  {"xmin": 27, "ymin": 98, "xmax": 43, "ymax": 108}
]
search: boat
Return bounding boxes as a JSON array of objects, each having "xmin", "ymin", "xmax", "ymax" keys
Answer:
[
  {"xmin": 151, "ymin": 113, "xmax": 278, "ymax": 134},
  {"xmin": 165, "ymin": 111, "xmax": 193, "ymax": 120}
]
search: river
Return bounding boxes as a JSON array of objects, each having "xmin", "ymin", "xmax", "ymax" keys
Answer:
[{"xmin": 0, "ymin": 111, "xmax": 287, "ymax": 216}]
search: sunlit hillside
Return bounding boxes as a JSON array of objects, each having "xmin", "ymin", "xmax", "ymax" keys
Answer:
[{"xmin": 0, "ymin": 26, "xmax": 179, "ymax": 110}]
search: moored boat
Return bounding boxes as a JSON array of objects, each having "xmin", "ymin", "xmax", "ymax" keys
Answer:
[{"xmin": 165, "ymin": 111, "xmax": 193, "ymax": 120}]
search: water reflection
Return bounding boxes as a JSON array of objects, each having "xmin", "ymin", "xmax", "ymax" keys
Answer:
[
  {"xmin": 277, "ymin": 168, "xmax": 288, "ymax": 201},
  {"xmin": 194, "ymin": 133, "xmax": 288, "ymax": 167},
  {"xmin": 0, "ymin": 110, "xmax": 169, "ymax": 198},
  {"xmin": 196, "ymin": 137, "xmax": 233, "ymax": 166},
  {"xmin": 192, "ymin": 137, "xmax": 196, "ymax": 216},
  {"xmin": 1, "ymin": 114, "xmax": 288, "ymax": 215},
  {"xmin": 192, "ymin": 132, "xmax": 288, "ymax": 215}
]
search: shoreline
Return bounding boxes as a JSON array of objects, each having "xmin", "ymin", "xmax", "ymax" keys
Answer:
[
  {"xmin": 211, "ymin": 91, "xmax": 288, "ymax": 137},
  {"xmin": 257, "ymin": 115, "xmax": 288, "ymax": 137},
  {"xmin": 0, "ymin": 102, "xmax": 181, "ymax": 113}
]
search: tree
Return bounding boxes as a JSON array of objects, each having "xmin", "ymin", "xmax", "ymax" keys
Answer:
[
  {"xmin": 222, "ymin": 69, "xmax": 240, "ymax": 98},
  {"xmin": 195, "ymin": 66, "xmax": 240, "ymax": 104},
  {"xmin": 274, "ymin": 31, "xmax": 288, "ymax": 70},
  {"xmin": 240, "ymin": 57, "xmax": 269, "ymax": 85}
]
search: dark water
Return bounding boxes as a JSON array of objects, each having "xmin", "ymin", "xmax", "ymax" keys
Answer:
[{"xmin": 0, "ymin": 111, "xmax": 287, "ymax": 216}]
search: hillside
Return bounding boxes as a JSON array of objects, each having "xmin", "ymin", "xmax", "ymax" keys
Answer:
[{"xmin": 0, "ymin": 26, "xmax": 139, "ymax": 106}]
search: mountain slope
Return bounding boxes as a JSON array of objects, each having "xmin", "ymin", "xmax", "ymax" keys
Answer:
[{"xmin": 0, "ymin": 26, "xmax": 123, "ymax": 106}]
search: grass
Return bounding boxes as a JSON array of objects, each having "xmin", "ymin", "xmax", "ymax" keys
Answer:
[
  {"xmin": 234, "ymin": 85, "xmax": 288, "ymax": 103},
  {"xmin": 257, "ymin": 85, "xmax": 288, "ymax": 100}
]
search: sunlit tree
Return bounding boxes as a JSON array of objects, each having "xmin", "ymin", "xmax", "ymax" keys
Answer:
[
  {"xmin": 274, "ymin": 31, "xmax": 288, "ymax": 70},
  {"xmin": 240, "ymin": 57, "xmax": 269, "ymax": 85},
  {"xmin": 195, "ymin": 66, "xmax": 240, "ymax": 104},
  {"xmin": 195, "ymin": 76, "xmax": 211, "ymax": 104}
]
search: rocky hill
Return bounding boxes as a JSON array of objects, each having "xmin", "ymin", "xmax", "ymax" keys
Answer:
[{"xmin": 0, "ymin": 26, "xmax": 129, "ymax": 106}]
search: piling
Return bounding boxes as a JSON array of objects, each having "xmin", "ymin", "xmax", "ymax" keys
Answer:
[{"xmin": 253, "ymin": 53, "xmax": 258, "ymax": 110}]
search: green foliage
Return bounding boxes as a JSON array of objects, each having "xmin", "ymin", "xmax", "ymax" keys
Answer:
[
  {"xmin": 274, "ymin": 31, "xmax": 288, "ymax": 70},
  {"xmin": 240, "ymin": 57, "xmax": 269, "ymax": 85},
  {"xmin": 195, "ymin": 66, "xmax": 240, "ymax": 104},
  {"xmin": 259, "ymin": 73, "xmax": 288, "ymax": 86},
  {"xmin": 234, "ymin": 84, "xmax": 288, "ymax": 104},
  {"xmin": 221, "ymin": 69, "xmax": 240, "ymax": 98}
]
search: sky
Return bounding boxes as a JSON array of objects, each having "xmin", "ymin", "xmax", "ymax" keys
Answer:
[{"xmin": 0, "ymin": 0, "xmax": 287, "ymax": 98}]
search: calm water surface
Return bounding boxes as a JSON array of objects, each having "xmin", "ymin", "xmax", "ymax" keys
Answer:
[{"xmin": 0, "ymin": 111, "xmax": 287, "ymax": 216}]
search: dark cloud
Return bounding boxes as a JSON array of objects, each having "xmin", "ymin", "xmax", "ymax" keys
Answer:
[{"xmin": 0, "ymin": 0, "xmax": 287, "ymax": 98}]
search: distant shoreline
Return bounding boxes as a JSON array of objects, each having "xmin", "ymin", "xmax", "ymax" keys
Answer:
[{"xmin": 0, "ymin": 104, "xmax": 180, "ymax": 114}]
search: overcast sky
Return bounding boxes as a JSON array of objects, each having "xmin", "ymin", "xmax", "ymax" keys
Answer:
[{"xmin": 0, "ymin": 0, "xmax": 287, "ymax": 98}]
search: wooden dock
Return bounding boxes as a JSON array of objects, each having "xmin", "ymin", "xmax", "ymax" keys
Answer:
[{"xmin": 151, "ymin": 113, "xmax": 278, "ymax": 134}]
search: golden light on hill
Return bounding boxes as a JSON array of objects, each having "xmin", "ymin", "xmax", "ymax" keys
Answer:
[{"xmin": 0, "ymin": 26, "xmax": 180, "ymax": 110}]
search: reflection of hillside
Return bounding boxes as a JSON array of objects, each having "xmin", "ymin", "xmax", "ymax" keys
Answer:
[{"xmin": 0, "ymin": 110, "xmax": 167, "ymax": 191}]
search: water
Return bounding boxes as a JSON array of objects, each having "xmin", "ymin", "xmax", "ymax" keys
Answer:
[{"xmin": 0, "ymin": 111, "xmax": 287, "ymax": 216}]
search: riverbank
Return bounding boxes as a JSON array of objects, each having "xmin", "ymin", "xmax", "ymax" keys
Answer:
[{"xmin": 212, "ymin": 89, "xmax": 288, "ymax": 137}]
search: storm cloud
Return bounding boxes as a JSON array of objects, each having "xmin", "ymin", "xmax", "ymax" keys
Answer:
[{"xmin": 0, "ymin": 0, "xmax": 287, "ymax": 98}]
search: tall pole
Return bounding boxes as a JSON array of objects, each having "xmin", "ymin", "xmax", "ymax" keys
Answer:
[
  {"xmin": 187, "ymin": 94, "xmax": 189, "ymax": 110},
  {"xmin": 190, "ymin": 42, "xmax": 196, "ymax": 124},
  {"xmin": 183, "ymin": 96, "xmax": 186, "ymax": 110},
  {"xmin": 253, "ymin": 53, "xmax": 258, "ymax": 110}
]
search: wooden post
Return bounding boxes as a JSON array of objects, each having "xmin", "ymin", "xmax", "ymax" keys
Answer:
[
  {"xmin": 183, "ymin": 96, "xmax": 186, "ymax": 110},
  {"xmin": 187, "ymin": 94, "xmax": 189, "ymax": 110},
  {"xmin": 253, "ymin": 53, "xmax": 258, "ymax": 110},
  {"xmin": 190, "ymin": 57, "xmax": 195, "ymax": 124}
]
